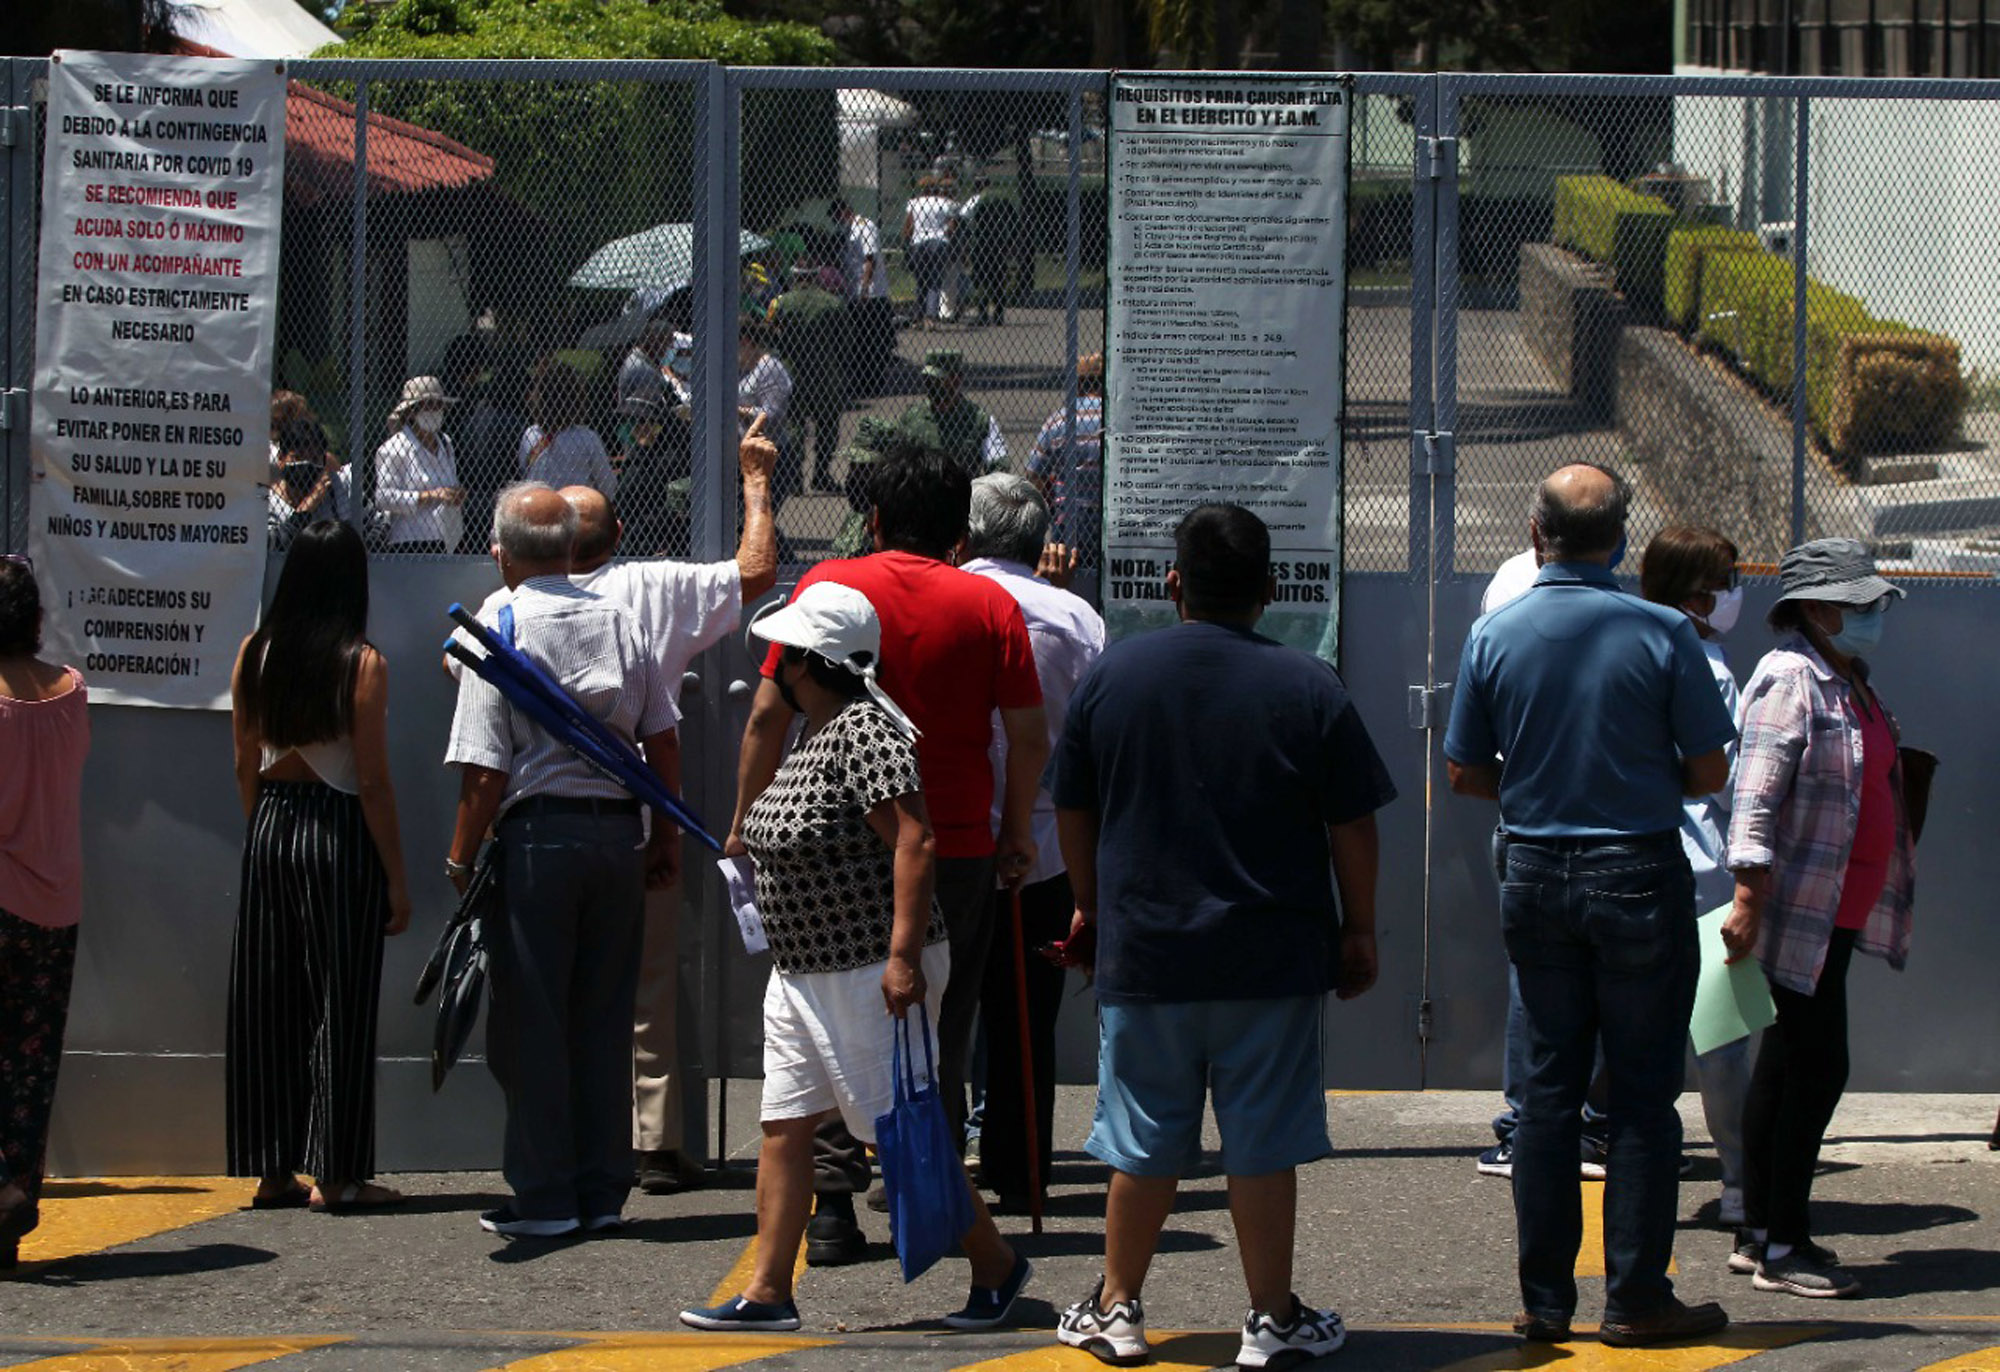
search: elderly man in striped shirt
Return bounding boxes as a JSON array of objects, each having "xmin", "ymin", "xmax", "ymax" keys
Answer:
[{"xmin": 445, "ymin": 482, "xmax": 681, "ymax": 1239}]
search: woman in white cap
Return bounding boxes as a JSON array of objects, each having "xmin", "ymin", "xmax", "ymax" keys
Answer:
[
  {"xmin": 1723, "ymin": 537, "xmax": 1914, "ymax": 1299},
  {"xmin": 680, "ymin": 581, "xmax": 1030, "ymax": 1334},
  {"xmin": 372, "ymin": 376, "xmax": 463, "ymax": 555}
]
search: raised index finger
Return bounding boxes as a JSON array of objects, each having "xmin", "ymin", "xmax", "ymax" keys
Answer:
[{"xmin": 745, "ymin": 411, "xmax": 767, "ymax": 440}]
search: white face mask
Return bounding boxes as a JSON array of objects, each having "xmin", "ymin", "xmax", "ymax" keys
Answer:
[
  {"xmin": 413, "ymin": 408, "xmax": 445, "ymax": 437},
  {"xmin": 1703, "ymin": 585, "xmax": 1744, "ymax": 636}
]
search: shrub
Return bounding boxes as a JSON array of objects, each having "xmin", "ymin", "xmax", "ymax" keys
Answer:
[
  {"xmin": 1663, "ymin": 225, "xmax": 1760, "ymax": 332},
  {"xmin": 1553, "ymin": 175, "xmax": 1674, "ymax": 320},
  {"xmin": 1694, "ymin": 250, "xmax": 1967, "ymax": 457}
]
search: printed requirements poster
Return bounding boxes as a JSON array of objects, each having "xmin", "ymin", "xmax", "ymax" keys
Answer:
[
  {"xmin": 29, "ymin": 50, "xmax": 285, "ymax": 709},
  {"xmin": 1104, "ymin": 73, "xmax": 1349, "ymax": 658}
]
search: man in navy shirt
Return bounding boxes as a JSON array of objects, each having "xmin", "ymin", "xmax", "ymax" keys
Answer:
[
  {"xmin": 1050, "ymin": 505, "xmax": 1395, "ymax": 1370},
  {"xmin": 1445, "ymin": 463, "xmax": 1735, "ymax": 1348}
]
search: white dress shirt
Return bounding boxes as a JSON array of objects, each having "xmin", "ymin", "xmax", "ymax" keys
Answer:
[
  {"xmin": 844, "ymin": 216, "xmax": 887, "ymax": 299},
  {"xmin": 962, "ymin": 555, "xmax": 1107, "ymax": 887},
  {"xmin": 519, "ymin": 424, "xmax": 617, "ymax": 497},
  {"xmin": 374, "ymin": 425, "xmax": 462, "ymax": 550}
]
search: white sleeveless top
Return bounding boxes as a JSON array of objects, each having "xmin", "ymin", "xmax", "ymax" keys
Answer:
[{"xmin": 260, "ymin": 737, "xmax": 360, "ymax": 795}]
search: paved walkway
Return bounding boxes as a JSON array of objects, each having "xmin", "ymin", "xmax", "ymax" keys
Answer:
[{"xmin": 6, "ymin": 1089, "xmax": 1998, "ymax": 1370}]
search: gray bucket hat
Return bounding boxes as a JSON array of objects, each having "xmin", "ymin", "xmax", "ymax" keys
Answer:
[{"xmin": 1775, "ymin": 537, "xmax": 1906, "ymax": 608}]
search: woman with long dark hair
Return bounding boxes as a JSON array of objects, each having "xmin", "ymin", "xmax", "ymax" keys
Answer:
[
  {"xmin": 0, "ymin": 555, "xmax": 89, "ymax": 1268},
  {"xmin": 228, "ymin": 521, "xmax": 412, "ymax": 1212}
]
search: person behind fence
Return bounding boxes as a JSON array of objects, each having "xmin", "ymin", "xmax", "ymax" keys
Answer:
[
  {"xmin": 1026, "ymin": 354, "xmax": 1105, "ymax": 601},
  {"xmin": 831, "ymin": 198, "xmax": 893, "ymax": 394},
  {"xmin": 899, "ymin": 350, "xmax": 1005, "ymax": 477},
  {"xmin": 270, "ymin": 388, "xmax": 313, "ymax": 481},
  {"xmin": 1047, "ymin": 504, "xmax": 1390, "ymax": 1369},
  {"xmin": 767, "ymin": 264, "xmax": 849, "ymax": 496},
  {"xmin": 1444, "ymin": 463, "xmax": 1735, "ymax": 1348},
  {"xmin": 267, "ymin": 415, "xmax": 353, "ymax": 552},
  {"xmin": 958, "ymin": 175, "xmax": 1017, "ymax": 327},
  {"xmin": 960, "ymin": 473, "xmax": 1105, "ymax": 1216},
  {"xmin": 1640, "ymin": 525, "xmax": 1754, "ymax": 1228},
  {"xmin": 681, "ymin": 582, "xmax": 1032, "ymax": 1334},
  {"xmin": 0, "ymin": 555, "xmax": 90, "ymax": 1269},
  {"xmin": 1723, "ymin": 538, "xmax": 1915, "ymax": 1300},
  {"xmin": 905, "ymin": 175, "xmax": 960, "ymax": 329},
  {"xmin": 374, "ymin": 376, "xmax": 464, "ymax": 556},
  {"xmin": 737, "ymin": 316, "xmax": 799, "ymax": 504},
  {"xmin": 729, "ymin": 441, "xmax": 1046, "ymax": 1267},
  {"xmin": 520, "ymin": 360, "xmax": 616, "ymax": 498},
  {"xmin": 444, "ymin": 483, "xmax": 681, "ymax": 1239},
  {"xmin": 227, "ymin": 521, "xmax": 413, "ymax": 1216},
  {"xmin": 457, "ymin": 348, "xmax": 530, "ymax": 556}
]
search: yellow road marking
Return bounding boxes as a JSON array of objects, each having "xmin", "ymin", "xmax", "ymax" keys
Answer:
[
  {"xmin": 1914, "ymin": 1350, "xmax": 2000, "ymax": 1370},
  {"xmin": 1436, "ymin": 1323, "xmax": 1825, "ymax": 1371},
  {"xmin": 1577, "ymin": 1181, "xmax": 1677, "ymax": 1278},
  {"xmin": 705, "ymin": 1232, "xmax": 809, "ymax": 1307},
  {"xmin": 21, "ymin": 1177, "xmax": 258, "ymax": 1266},
  {"xmin": 489, "ymin": 1334, "xmax": 833, "ymax": 1371},
  {"xmin": 951, "ymin": 1331, "xmax": 1240, "ymax": 1370},
  {"xmin": 0, "ymin": 1336, "xmax": 345, "ymax": 1371}
]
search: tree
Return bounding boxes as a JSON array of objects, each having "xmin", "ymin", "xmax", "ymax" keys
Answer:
[{"xmin": 5, "ymin": 0, "xmax": 183, "ymax": 55}]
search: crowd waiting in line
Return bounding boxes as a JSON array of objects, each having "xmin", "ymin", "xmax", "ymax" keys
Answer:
[
  {"xmin": 0, "ymin": 438, "xmax": 1914, "ymax": 1364},
  {"xmin": 265, "ymin": 191, "xmax": 1072, "ymax": 568}
]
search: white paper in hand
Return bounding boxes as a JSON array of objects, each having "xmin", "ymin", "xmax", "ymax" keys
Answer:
[{"xmin": 717, "ymin": 855, "xmax": 769, "ymax": 955}]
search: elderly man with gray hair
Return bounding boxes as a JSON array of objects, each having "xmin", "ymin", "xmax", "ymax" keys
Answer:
[
  {"xmin": 961, "ymin": 472, "xmax": 1106, "ymax": 1213},
  {"xmin": 445, "ymin": 482, "xmax": 682, "ymax": 1239}
]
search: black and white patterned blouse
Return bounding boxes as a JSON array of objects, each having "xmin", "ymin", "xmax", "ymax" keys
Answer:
[{"xmin": 742, "ymin": 700, "xmax": 947, "ymax": 975}]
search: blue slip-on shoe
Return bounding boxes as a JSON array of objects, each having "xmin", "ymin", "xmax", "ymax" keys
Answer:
[
  {"xmin": 679, "ymin": 1295, "xmax": 803, "ymax": 1332},
  {"xmin": 945, "ymin": 1253, "xmax": 1034, "ymax": 1330}
]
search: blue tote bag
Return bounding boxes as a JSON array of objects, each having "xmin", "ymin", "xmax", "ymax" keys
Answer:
[{"xmin": 872, "ymin": 1004, "xmax": 974, "ymax": 1283}]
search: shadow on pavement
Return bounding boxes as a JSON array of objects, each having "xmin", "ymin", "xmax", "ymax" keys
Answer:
[
  {"xmin": 1863, "ymin": 1246, "xmax": 2000, "ymax": 1298},
  {"xmin": 1812, "ymin": 1199, "xmax": 1978, "ymax": 1237},
  {"xmin": 1005, "ymin": 1224, "xmax": 1226, "ymax": 1262},
  {"xmin": 41, "ymin": 1181, "xmax": 215, "ymax": 1199},
  {"xmin": 8, "ymin": 1241, "xmax": 276, "ymax": 1285}
]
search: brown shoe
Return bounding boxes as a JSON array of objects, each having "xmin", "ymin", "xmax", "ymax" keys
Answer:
[
  {"xmin": 1513, "ymin": 1310, "xmax": 1572, "ymax": 1342},
  {"xmin": 1598, "ymin": 1298, "xmax": 1729, "ymax": 1347}
]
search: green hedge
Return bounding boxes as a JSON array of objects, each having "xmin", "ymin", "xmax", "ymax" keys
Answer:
[
  {"xmin": 1694, "ymin": 251, "xmax": 1967, "ymax": 457},
  {"xmin": 1553, "ymin": 175, "xmax": 1675, "ymax": 320},
  {"xmin": 1663, "ymin": 225, "xmax": 1761, "ymax": 331}
]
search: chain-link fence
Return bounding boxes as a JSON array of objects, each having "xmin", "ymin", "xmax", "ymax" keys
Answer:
[{"xmin": 12, "ymin": 63, "xmax": 2000, "ymax": 584}]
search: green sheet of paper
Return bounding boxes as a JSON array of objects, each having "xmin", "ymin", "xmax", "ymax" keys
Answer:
[{"xmin": 1692, "ymin": 904, "xmax": 1777, "ymax": 1055}]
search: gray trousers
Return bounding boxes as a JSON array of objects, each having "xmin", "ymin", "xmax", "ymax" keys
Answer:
[
  {"xmin": 487, "ymin": 809, "xmax": 647, "ymax": 1221},
  {"xmin": 814, "ymin": 854, "xmax": 995, "ymax": 1195}
]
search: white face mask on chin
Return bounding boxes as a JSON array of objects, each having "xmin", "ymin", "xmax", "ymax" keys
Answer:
[{"xmin": 1703, "ymin": 585, "xmax": 1744, "ymax": 636}]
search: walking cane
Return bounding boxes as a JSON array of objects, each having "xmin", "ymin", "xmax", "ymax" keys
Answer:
[{"xmin": 1009, "ymin": 885, "xmax": 1045, "ymax": 1234}]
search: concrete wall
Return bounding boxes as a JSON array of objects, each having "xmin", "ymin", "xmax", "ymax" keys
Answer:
[{"xmin": 44, "ymin": 560, "xmax": 1999, "ymax": 1175}]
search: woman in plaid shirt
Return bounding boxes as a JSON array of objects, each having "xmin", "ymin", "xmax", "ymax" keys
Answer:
[{"xmin": 1723, "ymin": 539, "xmax": 1914, "ymax": 1301}]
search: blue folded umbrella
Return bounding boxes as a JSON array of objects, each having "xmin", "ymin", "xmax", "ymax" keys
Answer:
[{"xmin": 446, "ymin": 604, "xmax": 721, "ymax": 850}]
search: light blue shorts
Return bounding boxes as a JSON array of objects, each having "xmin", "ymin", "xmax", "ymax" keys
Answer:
[{"xmin": 1085, "ymin": 995, "xmax": 1331, "ymax": 1178}]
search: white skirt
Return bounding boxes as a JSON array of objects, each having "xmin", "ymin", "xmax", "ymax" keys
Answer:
[{"xmin": 761, "ymin": 942, "xmax": 951, "ymax": 1143}]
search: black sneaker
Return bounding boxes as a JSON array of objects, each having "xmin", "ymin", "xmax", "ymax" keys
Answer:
[
  {"xmin": 478, "ymin": 1206, "xmax": 579, "ymax": 1239},
  {"xmin": 1580, "ymin": 1136, "xmax": 1609, "ymax": 1181},
  {"xmin": 1729, "ymin": 1232, "xmax": 1840, "ymax": 1275},
  {"xmin": 1754, "ymin": 1248, "xmax": 1862, "ymax": 1298},
  {"xmin": 804, "ymin": 1206, "xmax": 867, "ymax": 1266},
  {"xmin": 1476, "ymin": 1140, "xmax": 1514, "ymax": 1177}
]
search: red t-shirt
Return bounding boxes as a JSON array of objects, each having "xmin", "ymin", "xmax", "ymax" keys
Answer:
[
  {"xmin": 763, "ymin": 551, "xmax": 1042, "ymax": 858},
  {"xmin": 1833, "ymin": 697, "xmax": 1896, "ymax": 931}
]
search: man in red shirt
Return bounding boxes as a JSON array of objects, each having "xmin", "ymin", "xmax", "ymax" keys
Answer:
[{"xmin": 729, "ymin": 441, "xmax": 1048, "ymax": 1264}]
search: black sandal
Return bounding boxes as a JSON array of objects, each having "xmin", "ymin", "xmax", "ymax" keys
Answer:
[{"xmin": 248, "ymin": 1184, "xmax": 311, "ymax": 1211}]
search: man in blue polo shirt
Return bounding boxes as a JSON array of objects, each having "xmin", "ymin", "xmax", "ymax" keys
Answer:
[
  {"xmin": 1446, "ymin": 463, "xmax": 1735, "ymax": 1348},
  {"xmin": 1050, "ymin": 504, "xmax": 1395, "ymax": 1370}
]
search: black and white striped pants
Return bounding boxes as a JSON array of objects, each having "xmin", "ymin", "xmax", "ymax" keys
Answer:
[{"xmin": 226, "ymin": 780, "xmax": 387, "ymax": 1183}]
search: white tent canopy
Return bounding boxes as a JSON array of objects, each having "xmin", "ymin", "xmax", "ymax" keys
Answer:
[
  {"xmin": 837, "ymin": 87, "xmax": 918, "ymax": 191},
  {"xmin": 176, "ymin": 0, "xmax": 341, "ymax": 58}
]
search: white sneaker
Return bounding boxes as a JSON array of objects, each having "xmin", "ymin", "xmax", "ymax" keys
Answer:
[
  {"xmin": 1238, "ymin": 1296, "xmax": 1348, "ymax": 1368},
  {"xmin": 1056, "ymin": 1277, "xmax": 1148, "ymax": 1366}
]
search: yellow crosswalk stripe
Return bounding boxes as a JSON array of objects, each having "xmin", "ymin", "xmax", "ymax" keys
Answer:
[
  {"xmin": 705, "ymin": 1233, "xmax": 810, "ymax": 1306},
  {"xmin": 1435, "ymin": 1322, "xmax": 1826, "ymax": 1371},
  {"xmin": 1577, "ymin": 1181, "xmax": 1678, "ymax": 1278},
  {"xmin": 0, "ymin": 1336, "xmax": 345, "ymax": 1371},
  {"xmin": 951, "ymin": 1331, "xmax": 1241, "ymax": 1370},
  {"xmin": 20, "ymin": 1177, "xmax": 258, "ymax": 1266},
  {"xmin": 1914, "ymin": 1349, "xmax": 2000, "ymax": 1370},
  {"xmin": 487, "ymin": 1333, "xmax": 834, "ymax": 1371}
]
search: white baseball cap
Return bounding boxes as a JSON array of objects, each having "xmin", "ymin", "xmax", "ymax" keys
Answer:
[{"xmin": 752, "ymin": 582, "xmax": 919, "ymax": 738}]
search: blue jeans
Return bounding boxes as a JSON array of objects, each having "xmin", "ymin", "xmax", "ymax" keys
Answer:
[
  {"xmin": 1491, "ymin": 827, "xmax": 1607, "ymax": 1144},
  {"xmin": 1502, "ymin": 833, "xmax": 1697, "ymax": 1323}
]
